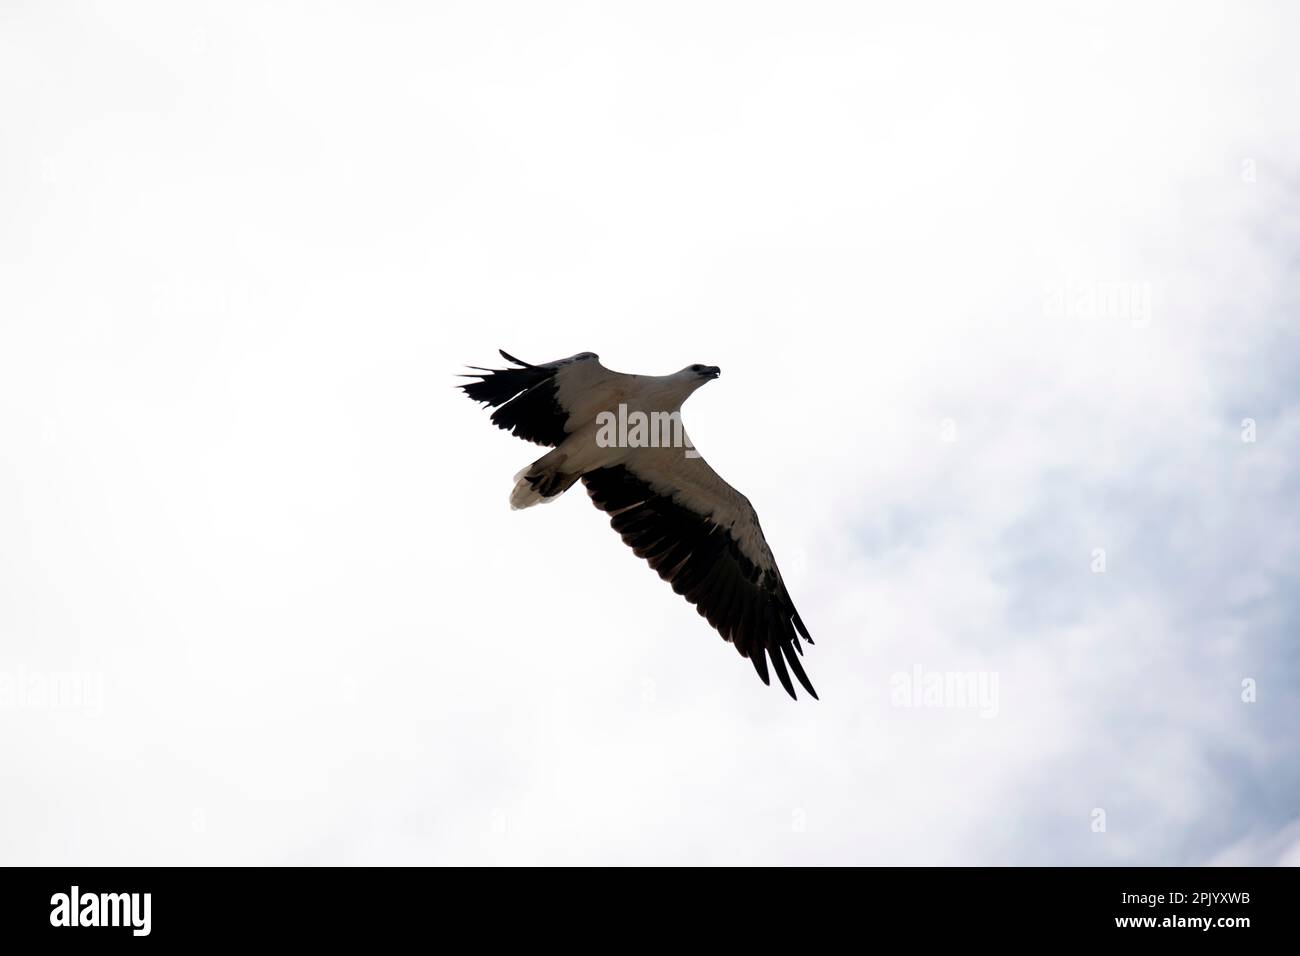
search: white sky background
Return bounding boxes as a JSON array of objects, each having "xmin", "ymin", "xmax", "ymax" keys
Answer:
[{"xmin": 2, "ymin": 1, "xmax": 1298, "ymax": 864}]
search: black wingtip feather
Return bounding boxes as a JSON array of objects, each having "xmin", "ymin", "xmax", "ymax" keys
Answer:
[
  {"xmin": 498, "ymin": 349, "xmax": 533, "ymax": 367},
  {"xmin": 783, "ymin": 642, "xmax": 818, "ymax": 699},
  {"xmin": 768, "ymin": 642, "xmax": 797, "ymax": 699}
]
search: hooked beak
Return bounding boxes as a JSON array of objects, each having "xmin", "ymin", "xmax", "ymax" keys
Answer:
[{"xmin": 700, "ymin": 366, "xmax": 721, "ymax": 380}]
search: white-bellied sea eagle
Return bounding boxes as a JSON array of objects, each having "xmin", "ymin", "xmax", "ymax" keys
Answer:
[{"xmin": 459, "ymin": 350, "xmax": 817, "ymax": 700}]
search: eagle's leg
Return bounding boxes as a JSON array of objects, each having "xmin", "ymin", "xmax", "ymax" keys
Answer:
[{"xmin": 510, "ymin": 449, "xmax": 580, "ymax": 510}]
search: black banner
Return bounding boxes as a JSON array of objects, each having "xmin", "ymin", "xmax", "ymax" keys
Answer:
[{"xmin": 0, "ymin": 866, "xmax": 1291, "ymax": 943}]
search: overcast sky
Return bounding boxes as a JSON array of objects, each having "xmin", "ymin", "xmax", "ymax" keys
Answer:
[{"xmin": 2, "ymin": 1, "xmax": 1297, "ymax": 865}]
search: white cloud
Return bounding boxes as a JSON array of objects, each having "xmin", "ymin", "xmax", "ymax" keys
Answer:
[{"xmin": 1, "ymin": 1, "xmax": 1297, "ymax": 864}]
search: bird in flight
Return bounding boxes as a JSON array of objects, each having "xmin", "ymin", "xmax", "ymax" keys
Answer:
[{"xmin": 459, "ymin": 350, "xmax": 817, "ymax": 700}]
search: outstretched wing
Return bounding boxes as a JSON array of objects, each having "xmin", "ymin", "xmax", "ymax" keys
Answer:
[
  {"xmin": 582, "ymin": 450, "xmax": 816, "ymax": 700},
  {"xmin": 459, "ymin": 350, "xmax": 612, "ymax": 447}
]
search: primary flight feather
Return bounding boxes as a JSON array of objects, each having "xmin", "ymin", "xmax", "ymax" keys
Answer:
[{"xmin": 459, "ymin": 350, "xmax": 817, "ymax": 700}]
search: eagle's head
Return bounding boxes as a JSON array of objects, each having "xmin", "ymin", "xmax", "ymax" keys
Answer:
[{"xmin": 664, "ymin": 363, "xmax": 720, "ymax": 404}]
